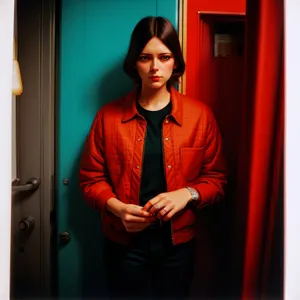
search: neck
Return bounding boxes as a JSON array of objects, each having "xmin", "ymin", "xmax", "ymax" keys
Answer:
[{"xmin": 137, "ymin": 85, "xmax": 171, "ymax": 111}]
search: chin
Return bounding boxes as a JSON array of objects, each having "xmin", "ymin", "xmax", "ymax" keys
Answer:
[{"xmin": 148, "ymin": 81, "xmax": 166, "ymax": 89}]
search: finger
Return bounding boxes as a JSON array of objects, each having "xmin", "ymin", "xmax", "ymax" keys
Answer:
[
  {"xmin": 162, "ymin": 208, "xmax": 176, "ymax": 221},
  {"xmin": 148, "ymin": 199, "xmax": 169, "ymax": 216},
  {"xmin": 157, "ymin": 205, "xmax": 172, "ymax": 219},
  {"xmin": 142, "ymin": 195, "xmax": 161, "ymax": 212},
  {"xmin": 125, "ymin": 223, "xmax": 146, "ymax": 232},
  {"xmin": 128, "ymin": 205, "xmax": 152, "ymax": 217},
  {"xmin": 148, "ymin": 203, "xmax": 163, "ymax": 216},
  {"xmin": 124, "ymin": 215, "xmax": 157, "ymax": 223}
]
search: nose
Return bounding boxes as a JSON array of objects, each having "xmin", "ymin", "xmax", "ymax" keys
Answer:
[{"xmin": 151, "ymin": 58, "xmax": 159, "ymax": 72}]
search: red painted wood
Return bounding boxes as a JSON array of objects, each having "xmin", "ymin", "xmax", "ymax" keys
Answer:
[
  {"xmin": 185, "ymin": 0, "xmax": 246, "ymax": 178},
  {"xmin": 185, "ymin": 0, "xmax": 246, "ymax": 99}
]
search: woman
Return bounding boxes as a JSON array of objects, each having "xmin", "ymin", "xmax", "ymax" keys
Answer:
[{"xmin": 79, "ymin": 16, "xmax": 227, "ymax": 299}]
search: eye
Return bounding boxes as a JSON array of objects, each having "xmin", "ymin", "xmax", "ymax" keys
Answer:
[
  {"xmin": 138, "ymin": 55, "xmax": 150, "ymax": 61},
  {"xmin": 160, "ymin": 55, "xmax": 172, "ymax": 61}
]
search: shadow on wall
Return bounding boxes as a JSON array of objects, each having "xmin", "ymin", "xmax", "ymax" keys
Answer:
[{"xmin": 62, "ymin": 62, "xmax": 133, "ymax": 299}]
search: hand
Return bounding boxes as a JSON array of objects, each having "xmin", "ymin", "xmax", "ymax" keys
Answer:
[
  {"xmin": 119, "ymin": 203, "xmax": 157, "ymax": 232},
  {"xmin": 142, "ymin": 188, "xmax": 192, "ymax": 221}
]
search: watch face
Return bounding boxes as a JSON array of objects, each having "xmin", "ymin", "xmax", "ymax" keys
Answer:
[{"xmin": 192, "ymin": 190, "xmax": 199, "ymax": 201}]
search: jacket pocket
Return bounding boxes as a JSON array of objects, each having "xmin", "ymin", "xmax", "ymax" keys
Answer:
[{"xmin": 180, "ymin": 147, "xmax": 204, "ymax": 182}]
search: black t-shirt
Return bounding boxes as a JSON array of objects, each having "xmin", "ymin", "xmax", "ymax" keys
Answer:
[{"xmin": 136, "ymin": 101, "xmax": 172, "ymax": 207}]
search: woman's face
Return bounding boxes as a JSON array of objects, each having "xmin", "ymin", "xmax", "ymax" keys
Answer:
[{"xmin": 136, "ymin": 37, "xmax": 176, "ymax": 90}]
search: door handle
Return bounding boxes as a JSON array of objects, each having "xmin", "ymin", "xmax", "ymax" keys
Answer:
[
  {"xmin": 12, "ymin": 177, "xmax": 40, "ymax": 192},
  {"xmin": 19, "ymin": 216, "xmax": 35, "ymax": 231},
  {"xmin": 59, "ymin": 231, "xmax": 71, "ymax": 245}
]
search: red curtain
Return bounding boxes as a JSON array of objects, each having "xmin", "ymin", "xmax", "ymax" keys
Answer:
[{"xmin": 239, "ymin": 0, "xmax": 284, "ymax": 298}]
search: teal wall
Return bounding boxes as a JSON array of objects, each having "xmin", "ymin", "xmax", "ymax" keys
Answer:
[{"xmin": 57, "ymin": 0, "xmax": 178, "ymax": 298}]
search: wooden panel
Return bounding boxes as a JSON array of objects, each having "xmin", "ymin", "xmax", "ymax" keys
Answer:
[{"xmin": 11, "ymin": 0, "xmax": 55, "ymax": 298}]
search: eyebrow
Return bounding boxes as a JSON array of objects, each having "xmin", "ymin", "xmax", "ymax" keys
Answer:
[{"xmin": 140, "ymin": 52, "xmax": 172, "ymax": 55}]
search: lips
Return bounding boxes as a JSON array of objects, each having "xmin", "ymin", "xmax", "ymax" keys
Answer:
[{"xmin": 150, "ymin": 76, "xmax": 161, "ymax": 81}]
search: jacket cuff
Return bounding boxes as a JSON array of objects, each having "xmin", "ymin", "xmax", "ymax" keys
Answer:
[
  {"xmin": 97, "ymin": 190, "xmax": 117, "ymax": 211},
  {"xmin": 189, "ymin": 183, "xmax": 218, "ymax": 209}
]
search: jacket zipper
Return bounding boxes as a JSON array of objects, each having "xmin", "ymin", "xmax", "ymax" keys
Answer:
[{"xmin": 162, "ymin": 116, "xmax": 174, "ymax": 245}]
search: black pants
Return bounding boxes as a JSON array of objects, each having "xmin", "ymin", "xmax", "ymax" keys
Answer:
[{"xmin": 104, "ymin": 227, "xmax": 196, "ymax": 300}]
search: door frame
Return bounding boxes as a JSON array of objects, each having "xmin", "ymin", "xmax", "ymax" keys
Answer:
[
  {"xmin": 0, "ymin": 1, "xmax": 14, "ymax": 299},
  {"xmin": 15, "ymin": 0, "xmax": 56, "ymax": 297}
]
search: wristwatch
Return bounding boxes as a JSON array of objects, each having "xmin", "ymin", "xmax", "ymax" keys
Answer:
[{"xmin": 186, "ymin": 187, "xmax": 199, "ymax": 202}]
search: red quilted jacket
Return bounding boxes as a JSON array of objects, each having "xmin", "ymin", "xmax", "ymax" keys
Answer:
[{"xmin": 79, "ymin": 87, "xmax": 227, "ymax": 245}]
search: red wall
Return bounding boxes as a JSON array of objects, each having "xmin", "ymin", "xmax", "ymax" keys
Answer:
[
  {"xmin": 185, "ymin": 1, "xmax": 246, "ymax": 298},
  {"xmin": 185, "ymin": 0, "xmax": 246, "ymax": 166},
  {"xmin": 185, "ymin": 0, "xmax": 246, "ymax": 99}
]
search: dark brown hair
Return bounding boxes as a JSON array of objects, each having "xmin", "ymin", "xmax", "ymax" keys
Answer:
[{"xmin": 123, "ymin": 16, "xmax": 185, "ymax": 87}]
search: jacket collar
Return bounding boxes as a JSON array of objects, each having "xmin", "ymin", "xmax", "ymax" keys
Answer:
[{"xmin": 122, "ymin": 86, "xmax": 183, "ymax": 126}]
